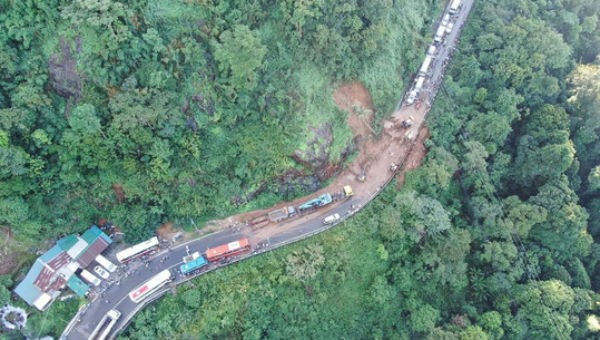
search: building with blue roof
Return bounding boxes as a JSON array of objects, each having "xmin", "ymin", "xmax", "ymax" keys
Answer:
[{"xmin": 14, "ymin": 226, "xmax": 113, "ymax": 311}]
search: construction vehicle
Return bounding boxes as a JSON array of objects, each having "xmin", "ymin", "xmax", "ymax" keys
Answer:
[
  {"xmin": 401, "ymin": 116, "xmax": 415, "ymax": 128},
  {"xmin": 332, "ymin": 185, "xmax": 353, "ymax": 201},
  {"xmin": 268, "ymin": 206, "xmax": 297, "ymax": 223},
  {"xmin": 322, "ymin": 213, "xmax": 341, "ymax": 225}
]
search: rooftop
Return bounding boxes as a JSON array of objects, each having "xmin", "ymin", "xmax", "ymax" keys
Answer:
[{"xmin": 14, "ymin": 225, "xmax": 113, "ymax": 311}]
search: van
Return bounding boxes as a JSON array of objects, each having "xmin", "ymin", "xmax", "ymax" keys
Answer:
[
  {"xmin": 80, "ymin": 269, "xmax": 101, "ymax": 286},
  {"xmin": 323, "ymin": 213, "xmax": 341, "ymax": 225}
]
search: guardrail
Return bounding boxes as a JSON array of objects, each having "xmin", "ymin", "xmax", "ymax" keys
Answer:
[
  {"xmin": 59, "ymin": 303, "xmax": 89, "ymax": 340},
  {"xmin": 63, "ymin": 1, "xmax": 474, "ymax": 338}
]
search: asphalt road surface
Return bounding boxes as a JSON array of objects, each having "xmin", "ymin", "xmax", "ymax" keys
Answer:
[
  {"xmin": 64, "ymin": 1, "xmax": 474, "ymax": 339},
  {"xmin": 65, "ymin": 197, "xmax": 361, "ymax": 340}
]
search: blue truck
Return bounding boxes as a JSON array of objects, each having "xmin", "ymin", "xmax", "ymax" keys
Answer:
[{"xmin": 179, "ymin": 253, "xmax": 208, "ymax": 275}]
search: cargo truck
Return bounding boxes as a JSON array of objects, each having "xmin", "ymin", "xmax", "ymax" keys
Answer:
[
  {"xmin": 449, "ymin": 0, "xmax": 462, "ymax": 14},
  {"xmin": 80, "ymin": 269, "xmax": 101, "ymax": 287},
  {"xmin": 298, "ymin": 193, "xmax": 333, "ymax": 213},
  {"xmin": 434, "ymin": 25, "xmax": 446, "ymax": 43},
  {"xmin": 418, "ymin": 55, "xmax": 434, "ymax": 77},
  {"xmin": 180, "ymin": 255, "xmax": 208, "ymax": 275},
  {"xmin": 268, "ymin": 206, "xmax": 297, "ymax": 222}
]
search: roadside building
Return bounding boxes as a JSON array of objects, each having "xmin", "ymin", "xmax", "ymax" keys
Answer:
[{"xmin": 14, "ymin": 226, "xmax": 113, "ymax": 311}]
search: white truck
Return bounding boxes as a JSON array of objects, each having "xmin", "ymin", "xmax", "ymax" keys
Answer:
[
  {"xmin": 80, "ymin": 269, "xmax": 101, "ymax": 286},
  {"xmin": 449, "ymin": 0, "xmax": 462, "ymax": 14},
  {"xmin": 441, "ymin": 13, "xmax": 451, "ymax": 27},
  {"xmin": 322, "ymin": 213, "xmax": 341, "ymax": 225},
  {"xmin": 434, "ymin": 25, "xmax": 447, "ymax": 43},
  {"xmin": 95, "ymin": 254, "xmax": 117, "ymax": 272},
  {"xmin": 183, "ymin": 251, "xmax": 201, "ymax": 263}
]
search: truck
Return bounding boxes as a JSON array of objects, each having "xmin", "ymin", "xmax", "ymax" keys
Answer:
[
  {"xmin": 180, "ymin": 255, "xmax": 208, "ymax": 275},
  {"xmin": 406, "ymin": 89, "xmax": 418, "ymax": 105},
  {"xmin": 426, "ymin": 45, "xmax": 437, "ymax": 57},
  {"xmin": 449, "ymin": 0, "xmax": 462, "ymax": 14},
  {"xmin": 445, "ymin": 21, "xmax": 455, "ymax": 34},
  {"xmin": 80, "ymin": 269, "xmax": 101, "ymax": 287},
  {"xmin": 268, "ymin": 206, "xmax": 297, "ymax": 222},
  {"xmin": 95, "ymin": 254, "xmax": 117, "ymax": 273},
  {"xmin": 332, "ymin": 185, "xmax": 354, "ymax": 201},
  {"xmin": 418, "ymin": 55, "xmax": 434, "ymax": 77},
  {"xmin": 298, "ymin": 193, "xmax": 333, "ymax": 213},
  {"xmin": 322, "ymin": 213, "xmax": 341, "ymax": 225},
  {"xmin": 434, "ymin": 25, "xmax": 447, "ymax": 43},
  {"xmin": 414, "ymin": 76, "xmax": 425, "ymax": 92},
  {"xmin": 183, "ymin": 251, "xmax": 201, "ymax": 263}
]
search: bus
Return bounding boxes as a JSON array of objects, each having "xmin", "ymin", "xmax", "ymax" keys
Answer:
[
  {"xmin": 116, "ymin": 237, "xmax": 160, "ymax": 263},
  {"xmin": 95, "ymin": 254, "xmax": 118, "ymax": 272},
  {"xmin": 129, "ymin": 270, "xmax": 172, "ymax": 303},
  {"xmin": 89, "ymin": 309, "xmax": 121, "ymax": 340},
  {"xmin": 80, "ymin": 269, "xmax": 101, "ymax": 287},
  {"xmin": 180, "ymin": 255, "xmax": 208, "ymax": 275},
  {"xmin": 205, "ymin": 238, "xmax": 251, "ymax": 262}
]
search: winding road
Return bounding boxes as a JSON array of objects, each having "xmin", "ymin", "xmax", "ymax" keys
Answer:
[{"xmin": 62, "ymin": 0, "xmax": 474, "ymax": 339}]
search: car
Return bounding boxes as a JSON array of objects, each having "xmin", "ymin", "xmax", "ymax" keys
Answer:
[{"xmin": 94, "ymin": 265, "xmax": 110, "ymax": 280}]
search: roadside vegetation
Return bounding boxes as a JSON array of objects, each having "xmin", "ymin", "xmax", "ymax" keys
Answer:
[
  {"xmin": 0, "ymin": 0, "xmax": 436, "ymax": 251},
  {"xmin": 122, "ymin": 0, "xmax": 600, "ymax": 339},
  {"xmin": 1, "ymin": 0, "xmax": 436, "ymax": 338}
]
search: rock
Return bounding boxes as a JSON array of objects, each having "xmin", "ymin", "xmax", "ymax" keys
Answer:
[{"xmin": 291, "ymin": 123, "xmax": 334, "ymax": 180}]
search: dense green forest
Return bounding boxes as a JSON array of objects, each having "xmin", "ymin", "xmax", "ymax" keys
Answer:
[
  {"xmin": 1, "ymin": 0, "xmax": 437, "ymax": 336},
  {"xmin": 0, "ymin": 0, "xmax": 436, "ymax": 250},
  {"xmin": 115, "ymin": 0, "xmax": 600, "ymax": 339},
  {"xmin": 3, "ymin": 0, "xmax": 600, "ymax": 339}
]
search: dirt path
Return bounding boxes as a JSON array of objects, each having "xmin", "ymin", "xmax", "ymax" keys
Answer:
[
  {"xmin": 203, "ymin": 0, "xmax": 478, "ymax": 240},
  {"xmin": 156, "ymin": 80, "xmax": 432, "ymax": 245}
]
